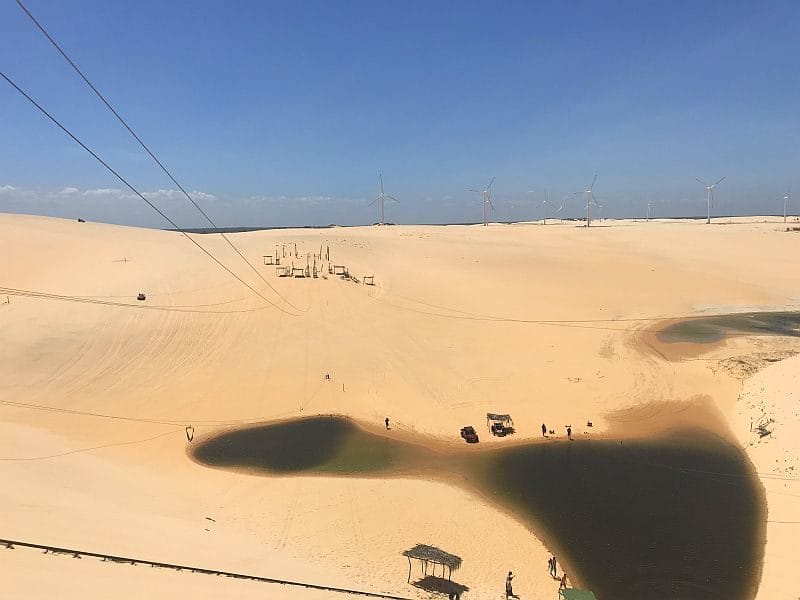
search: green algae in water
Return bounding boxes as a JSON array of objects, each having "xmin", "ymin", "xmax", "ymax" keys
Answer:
[{"xmin": 193, "ymin": 416, "xmax": 413, "ymax": 474}]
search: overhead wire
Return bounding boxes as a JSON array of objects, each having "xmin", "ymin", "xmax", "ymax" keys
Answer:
[
  {"xmin": 15, "ymin": 0, "xmax": 301, "ymax": 315},
  {"xmin": 0, "ymin": 398, "xmax": 299, "ymax": 427},
  {"xmin": 0, "ymin": 428, "xmax": 181, "ymax": 461},
  {"xmin": 0, "ymin": 70, "xmax": 297, "ymax": 316},
  {"xmin": 0, "ymin": 285, "xmax": 268, "ymax": 314}
]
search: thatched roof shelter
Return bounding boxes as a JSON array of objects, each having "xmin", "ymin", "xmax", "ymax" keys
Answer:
[
  {"xmin": 486, "ymin": 413, "xmax": 513, "ymax": 425},
  {"xmin": 402, "ymin": 544, "xmax": 462, "ymax": 581}
]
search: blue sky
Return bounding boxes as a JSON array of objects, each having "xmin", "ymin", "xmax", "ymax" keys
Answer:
[{"xmin": 1, "ymin": 0, "xmax": 798, "ymax": 227}]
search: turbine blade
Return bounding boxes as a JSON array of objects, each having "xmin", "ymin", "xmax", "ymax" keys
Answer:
[
  {"xmin": 368, "ymin": 198, "xmax": 379, "ymax": 207},
  {"xmin": 590, "ymin": 174, "xmax": 597, "ymax": 190},
  {"xmin": 379, "ymin": 174, "xmax": 384, "ymax": 194},
  {"xmin": 696, "ymin": 178, "xmax": 709, "ymax": 186},
  {"xmin": 487, "ymin": 177, "xmax": 496, "ymax": 193},
  {"xmin": 387, "ymin": 194, "xmax": 400, "ymax": 203},
  {"xmin": 714, "ymin": 176, "xmax": 726, "ymax": 186}
]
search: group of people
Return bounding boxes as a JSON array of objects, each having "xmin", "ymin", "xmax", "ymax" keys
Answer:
[
  {"xmin": 504, "ymin": 556, "xmax": 568, "ymax": 599},
  {"xmin": 540, "ymin": 423, "xmax": 573, "ymax": 440},
  {"xmin": 549, "ymin": 555, "xmax": 568, "ymax": 588}
]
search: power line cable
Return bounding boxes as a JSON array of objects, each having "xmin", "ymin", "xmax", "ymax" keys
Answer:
[
  {"xmin": 0, "ymin": 428, "xmax": 181, "ymax": 461},
  {"xmin": 0, "ymin": 70, "xmax": 296, "ymax": 316},
  {"xmin": 16, "ymin": 0, "xmax": 301, "ymax": 314},
  {"xmin": 0, "ymin": 285, "xmax": 267, "ymax": 314},
  {"xmin": 0, "ymin": 398, "xmax": 299, "ymax": 427}
]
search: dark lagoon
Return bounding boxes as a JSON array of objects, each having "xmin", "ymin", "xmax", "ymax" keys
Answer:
[
  {"xmin": 657, "ymin": 311, "xmax": 800, "ymax": 344},
  {"xmin": 191, "ymin": 416, "xmax": 765, "ymax": 600}
]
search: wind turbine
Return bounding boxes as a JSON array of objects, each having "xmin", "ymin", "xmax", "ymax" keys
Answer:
[
  {"xmin": 368, "ymin": 174, "xmax": 399, "ymax": 226},
  {"xmin": 539, "ymin": 189, "xmax": 553, "ymax": 225},
  {"xmin": 470, "ymin": 177, "xmax": 495, "ymax": 226},
  {"xmin": 574, "ymin": 175, "xmax": 599, "ymax": 227},
  {"xmin": 646, "ymin": 199, "xmax": 653, "ymax": 222},
  {"xmin": 695, "ymin": 176, "xmax": 725, "ymax": 224},
  {"xmin": 778, "ymin": 187, "xmax": 791, "ymax": 223}
]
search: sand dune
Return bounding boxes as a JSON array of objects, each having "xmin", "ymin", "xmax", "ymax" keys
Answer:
[{"xmin": 1, "ymin": 212, "xmax": 798, "ymax": 598}]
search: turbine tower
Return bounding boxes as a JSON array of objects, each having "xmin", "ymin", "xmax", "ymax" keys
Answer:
[
  {"xmin": 470, "ymin": 177, "xmax": 495, "ymax": 226},
  {"xmin": 646, "ymin": 199, "xmax": 652, "ymax": 222},
  {"xmin": 779, "ymin": 187, "xmax": 791, "ymax": 223},
  {"xmin": 368, "ymin": 174, "xmax": 399, "ymax": 226},
  {"xmin": 695, "ymin": 176, "xmax": 725, "ymax": 224},
  {"xmin": 542, "ymin": 189, "xmax": 551, "ymax": 225},
  {"xmin": 574, "ymin": 175, "xmax": 598, "ymax": 227}
]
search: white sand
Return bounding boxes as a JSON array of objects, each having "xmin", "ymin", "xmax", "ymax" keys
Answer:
[{"xmin": 1, "ymin": 212, "xmax": 798, "ymax": 598}]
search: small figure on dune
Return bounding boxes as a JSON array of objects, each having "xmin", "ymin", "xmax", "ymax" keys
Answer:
[
  {"xmin": 505, "ymin": 571, "xmax": 514, "ymax": 598},
  {"xmin": 560, "ymin": 572, "xmax": 569, "ymax": 589},
  {"xmin": 549, "ymin": 555, "xmax": 557, "ymax": 577},
  {"xmin": 541, "ymin": 423, "xmax": 547, "ymax": 437},
  {"xmin": 566, "ymin": 426, "xmax": 572, "ymax": 440},
  {"xmin": 385, "ymin": 417, "xmax": 390, "ymax": 430}
]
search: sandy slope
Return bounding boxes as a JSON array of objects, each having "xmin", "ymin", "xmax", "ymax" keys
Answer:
[
  {"xmin": 730, "ymin": 354, "xmax": 800, "ymax": 600},
  {"xmin": 1, "ymin": 213, "xmax": 798, "ymax": 598}
]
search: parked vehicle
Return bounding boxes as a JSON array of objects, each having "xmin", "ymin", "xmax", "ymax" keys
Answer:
[
  {"xmin": 490, "ymin": 421, "xmax": 507, "ymax": 437},
  {"xmin": 460, "ymin": 426, "xmax": 479, "ymax": 443},
  {"xmin": 137, "ymin": 292, "xmax": 146, "ymax": 301}
]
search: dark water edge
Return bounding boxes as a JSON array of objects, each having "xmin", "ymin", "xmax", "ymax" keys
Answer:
[
  {"xmin": 471, "ymin": 431, "xmax": 763, "ymax": 599},
  {"xmin": 191, "ymin": 417, "xmax": 431, "ymax": 474},
  {"xmin": 191, "ymin": 416, "xmax": 764, "ymax": 600},
  {"xmin": 657, "ymin": 311, "xmax": 800, "ymax": 344}
]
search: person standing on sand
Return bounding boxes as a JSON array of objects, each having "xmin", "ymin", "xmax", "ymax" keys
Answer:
[
  {"xmin": 550, "ymin": 555, "xmax": 558, "ymax": 577},
  {"xmin": 385, "ymin": 417, "xmax": 390, "ymax": 430},
  {"xmin": 560, "ymin": 572, "xmax": 568, "ymax": 589},
  {"xmin": 541, "ymin": 423, "xmax": 547, "ymax": 437},
  {"xmin": 505, "ymin": 571, "xmax": 514, "ymax": 598},
  {"xmin": 566, "ymin": 426, "xmax": 572, "ymax": 440}
]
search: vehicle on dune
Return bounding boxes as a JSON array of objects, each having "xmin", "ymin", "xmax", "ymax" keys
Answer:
[{"xmin": 460, "ymin": 426, "xmax": 479, "ymax": 443}]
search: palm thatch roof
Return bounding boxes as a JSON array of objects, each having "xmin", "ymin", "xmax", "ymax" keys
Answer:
[
  {"xmin": 486, "ymin": 413, "xmax": 513, "ymax": 423},
  {"xmin": 402, "ymin": 544, "xmax": 462, "ymax": 571}
]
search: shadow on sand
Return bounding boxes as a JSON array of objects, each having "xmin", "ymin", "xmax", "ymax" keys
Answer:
[{"xmin": 411, "ymin": 575, "xmax": 469, "ymax": 598}]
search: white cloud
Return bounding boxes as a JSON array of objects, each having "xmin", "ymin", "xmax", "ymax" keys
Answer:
[
  {"xmin": 59, "ymin": 187, "xmax": 79, "ymax": 195},
  {"xmin": 142, "ymin": 189, "xmax": 217, "ymax": 202},
  {"xmin": 0, "ymin": 185, "xmax": 17, "ymax": 194},
  {"xmin": 245, "ymin": 194, "xmax": 349, "ymax": 207},
  {"xmin": 83, "ymin": 187, "xmax": 127, "ymax": 197}
]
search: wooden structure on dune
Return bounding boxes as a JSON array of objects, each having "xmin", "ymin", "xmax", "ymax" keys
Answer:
[
  {"xmin": 486, "ymin": 413, "xmax": 514, "ymax": 427},
  {"xmin": 402, "ymin": 544, "xmax": 462, "ymax": 582}
]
